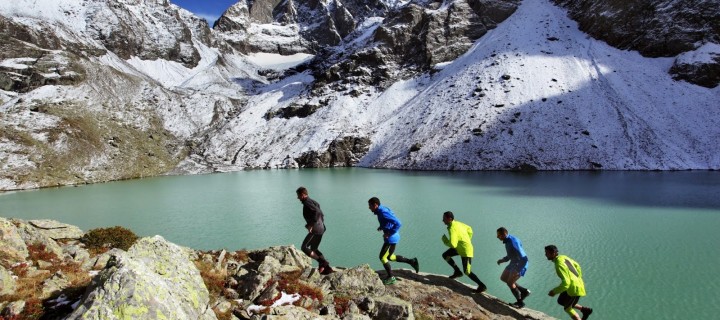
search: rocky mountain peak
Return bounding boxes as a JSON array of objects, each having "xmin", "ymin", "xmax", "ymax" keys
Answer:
[
  {"xmin": 552, "ymin": 0, "xmax": 720, "ymax": 87},
  {"xmin": 84, "ymin": 0, "xmax": 213, "ymax": 68}
]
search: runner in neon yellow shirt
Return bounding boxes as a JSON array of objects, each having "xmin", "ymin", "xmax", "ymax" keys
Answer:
[
  {"xmin": 545, "ymin": 245, "xmax": 593, "ymax": 320},
  {"xmin": 441, "ymin": 211, "xmax": 487, "ymax": 293}
]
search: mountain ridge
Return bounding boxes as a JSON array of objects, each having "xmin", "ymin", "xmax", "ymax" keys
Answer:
[{"xmin": 1, "ymin": 0, "xmax": 719, "ymax": 191}]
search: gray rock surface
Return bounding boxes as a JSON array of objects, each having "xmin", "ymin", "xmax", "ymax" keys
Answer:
[
  {"xmin": 0, "ymin": 265, "xmax": 16, "ymax": 296},
  {"xmin": 12, "ymin": 219, "xmax": 64, "ymax": 258},
  {"xmin": 29, "ymin": 219, "xmax": 84, "ymax": 240},
  {"xmin": 0, "ymin": 217, "xmax": 28, "ymax": 263},
  {"xmin": 553, "ymin": 0, "xmax": 720, "ymax": 87},
  {"xmin": 67, "ymin": 236, "xmax": 217, "ymax": 320}
]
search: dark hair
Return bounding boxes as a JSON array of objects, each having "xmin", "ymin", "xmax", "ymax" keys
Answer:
[
  {"xmin": 296, "ymin": 186, "xmax": 308, "ymax": 195},
  {"xmin": 368, "ymin": 197, "xmax": 380, "ymax": 206},
  {"xmin": 497, "ymin": 227, "xmax": 508, "ymax": 234},
  {"xmin": 545, "ymin": 245, "xmax": 558, "ymax": 253},
  {"xmin": 443, "ymin": 211, "xmax": 454, "ymax": 219}
]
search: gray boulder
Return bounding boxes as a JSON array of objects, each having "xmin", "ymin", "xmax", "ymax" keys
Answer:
[
  {"xmin": 67, "ymin": 235, "xmax": 216, "ymax": 320},
  {"xmin": 670, "ymin": 42, "xmax": 720, "ymax": 88},
  {"xmin": 41, "ymin": 271, "xmax": 70, "ymax": 299},
  {"xmin": 0, "ymin": 217, "xmax": 28, "ymax": 264},
  {"xmin": 371, "ymin": 295, "xmax": 414, "ymax": 320},
  {"xmin": 12, "ymin": 218, "xmax": 64, "ymax": 258},
  {"xmin": 28, "ymin": 219, "xmax": 84, "ymax": 240},
  {"xmin": 296, "ymin": 136, "xmax": 372, "ymax": 168},
  {"xmin": 325, "ymin": 264, "xmax": 384, "ymax": 297},
  {"xmin": 251, "ymin": 245, "xmax": 312, "ymax": 270},
  {"xmin": 0, "ymin": 265, "xmax": 16, "ymax": 296}
]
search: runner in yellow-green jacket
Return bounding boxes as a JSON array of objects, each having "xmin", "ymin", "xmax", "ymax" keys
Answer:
[
  {"xmin": 441, "ymin": 211, "xmax": 487, "ymax": 293},
  {"xmin": 545, "ymin": 245, "xmax": 593, "ymax": 320}
]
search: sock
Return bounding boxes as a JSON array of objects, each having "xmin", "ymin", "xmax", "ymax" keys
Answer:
[
  {"xmin": 468, "ymin": 272, "xmax": 486, "ymax": 288},
  {"xmin": 383, "ymin": 263, "xmax": 393, "ymax": 278},
  {"xmin": 511, "ymin": 287, "xmax": 522, "ymax": 302},
  {"xmin": 517, "ymin": 285, "xmax": 528, "ymax": 296}
]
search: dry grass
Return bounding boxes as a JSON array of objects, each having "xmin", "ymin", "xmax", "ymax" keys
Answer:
[
  {"xmin": 193, "ymin": 253, "xmax": 228, "ymax": 302},
  {"xmin": 0, "ymin": 243, "xmax": 92, "ymax": 320},
  {"xmin": 333, "ymin": 295, "xmax": 351, "ymax": 316}
]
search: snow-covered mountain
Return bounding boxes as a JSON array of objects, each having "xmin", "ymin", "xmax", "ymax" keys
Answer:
[{"xmin": 1, "ymin": 0, "xmax": 718, "ymax": 191}]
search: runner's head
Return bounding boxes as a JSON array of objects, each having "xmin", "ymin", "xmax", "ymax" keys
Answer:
[
  {"xmin": 544, "ymin": 245, "xmax": 559, "ymax": 260},
  {"xmin": 496, "ymin": 227, "xmax": 508, "ymax": 241},
  {"xmin": 368, "ymin": 197, "xmax": 380, "ymax": 212},
  {"xmin": 442, "ymin": 211, "xmax": 454, "ymax": 225},
  {"xmin": 296, "ymin": 186, "xmax": 308, "ymax": 201}
]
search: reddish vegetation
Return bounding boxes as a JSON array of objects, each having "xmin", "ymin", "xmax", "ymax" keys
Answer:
[{"xmin": 333, "ymin": 295, "xmax": 351, "ymax": 316}]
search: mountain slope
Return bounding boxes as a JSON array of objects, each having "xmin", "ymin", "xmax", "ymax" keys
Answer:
[
  {"xmin": 1, "ymin": 0, "xmax": 719, "ymax": 191},
  {"xmin": 193, "ymin": 0, "xmax": 720, "ymax": 171}
]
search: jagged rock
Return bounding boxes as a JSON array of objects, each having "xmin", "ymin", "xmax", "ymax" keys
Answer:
[
  {"xmin": 89, "ymin": 248, "xmax": 125, "ymax": 270},
  {"xmin": 251, "ymin": 245, "xmax": 311, "ymax": 270},
  {"xmin": 552, "ymin": 0, "xmax": 719, "ymax": 57},
  {"xmin": 67, "ymin": 236, "xmax": 216, "ymax": 320},
  {"xmin": 265, "ymin": 305, "xmax": 324, "ymax": 319},
  {"xmin": 342, "ymin": 314, "xmax": 372, "ymax": 320},
  {"xmin": 326, "ymin": 264, "xmax": 385, "ymax": 297},
  {"xmin": 370, "ymin": 295, "xmax": 414, "ymax": 320},
  {"xmin": 213, "ymin": 298, "xmax": 233, "ymax": 314},
  {"xmin": 62, "ymin": 243, "xmax": 92, "ymax": 270},
  {"xmin": 215, "ymin": 0, "xmax": 387, "ymax": 55},
  {"xmin": 28, "ymin": 219, "xmax": 84, "ymax": 240},
  {"xmin": 0, "ymin": 217, "xmax": 28, "ymax": 263},
  {"xmin": 670, "ymin": 42, "xmax": 720, "ymax": 88},
  {"xmin": 0, "ymin": 265, "xmax": 16, "ymax": 296},
  {"xmin": 296, "ymin": 136, "xmax": 372, "ymax": 168},
  {"xmin": 254, "ymin": 281, "xmax": 280, "ymax": 304},
  {"xmin": 12, "ymin": 218, "xmax": 64, "ymax": 258},
  {"xmin": 41, "ymin": 271, "xmax": 70, "ymax": 299},
  {"xmin": 84, "ymin": 0, "xmax": 210, "ymax": 68},
  {"xmin": 236, "ymin": 246, "xmax": 310, "ymax": 302},
  {"xmin": 1, "ymin": 300, "xmax": 25, "ymax": 318}
]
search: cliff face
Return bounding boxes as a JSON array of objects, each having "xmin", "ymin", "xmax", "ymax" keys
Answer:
[
  {"xmin": 551, "ymin": 0, "xmax": 720, "ymax": 88},
  {"xmin": 0, "ymin": 217, "xmax": 553, "ymax": 320}
]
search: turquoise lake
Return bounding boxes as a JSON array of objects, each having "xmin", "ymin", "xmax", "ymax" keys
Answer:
[{"xmin": 1, "ymin": 168, "xmax": 719, "ymax": 319}]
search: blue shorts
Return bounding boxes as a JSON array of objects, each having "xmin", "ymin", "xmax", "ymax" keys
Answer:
[
  {"xmin": 385, "ymin": 232, "xmax": 400, "ymax": 244},
  {"xmin": 505, "ymin": 259, "xmax": 528, "ymax": 277}
]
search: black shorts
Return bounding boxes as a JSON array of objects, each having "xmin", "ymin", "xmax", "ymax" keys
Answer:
[{"xmin": 557, "ymin": 292, "xmax": 580, "ymax": 309}]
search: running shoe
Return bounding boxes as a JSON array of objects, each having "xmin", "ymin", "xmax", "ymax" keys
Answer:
[
  {"xmin": 520, "ymin": 289, "xmax": 531, "ymax": 301},
  {"xmin": 510, "ymin": 301, "xmax": 525, "ymax": 309},
  {"xmin": 320, "ymin": 264, "xmax": 334, "ymax": 275},
  {"xmin": 449, "ymin": 271, "xmax": 463, "ymax": 279},
  {"xmin": 383, "ymin": 276, "xmax": 397, "ymax": 285},
  {"xmin": 410, "ymin": 258, "xmax": 420, "ymax": 273},
  {"xmin": 582, "ymin": 307, "xmax": 593, "ymax": 320},
  {"xmin": 475, "ymin": 284, "xmax": 487, "ymax": 293}
]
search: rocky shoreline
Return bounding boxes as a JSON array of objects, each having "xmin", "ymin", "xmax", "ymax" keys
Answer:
[{"xmin": 0, "ymin": 217, "xmax": 553, "ymax": 319}]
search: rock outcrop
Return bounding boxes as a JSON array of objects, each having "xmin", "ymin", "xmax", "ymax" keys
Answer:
[
  {"xmin": 0, "ymin": 218, "xmax": 554, "ymax": 319},
  {"xmin": 552, "ymin": 0, "xmax": 720, "ymax": 87},
  {"xmin": 0, "ymin": 217, "xmax": 28, "ymax": 264},
  {"xmin": 67, "ymin": 235, "xmax": 217, "ymax": 320},
  {"xmin": 296, "ymin": 136, "xmax": 372, "ymax": 168}
]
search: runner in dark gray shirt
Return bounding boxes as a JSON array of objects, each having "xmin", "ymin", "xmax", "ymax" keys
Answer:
[{"xmin": 296, "ymin": 186, "xmax": 332, "ymax": 274}]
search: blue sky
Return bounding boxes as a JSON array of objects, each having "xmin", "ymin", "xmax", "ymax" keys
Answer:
[{"xmin": 172, "ymin": 0, "xmax": 239, "ymax": 24}]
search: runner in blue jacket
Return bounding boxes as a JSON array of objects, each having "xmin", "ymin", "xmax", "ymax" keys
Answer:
[
  {"xmin": 368, "ymin": 197, "xmax": 419, "ymax": 285},
  {"xmin": 497, "ymin": 227, "xmax": 531, "ymax": 308}
]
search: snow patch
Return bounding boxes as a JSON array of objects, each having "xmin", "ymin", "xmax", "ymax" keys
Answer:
[
  {"xmin": 245, "ymin": 52, "xmax": 314, "ymax": 70},
  {"xmin": 677, "ymin": 42, "xmax": 720, "ymax": 65},
  {"xmin": 246, "ymin": 292, "xmax": 301, "ymax": 314}
]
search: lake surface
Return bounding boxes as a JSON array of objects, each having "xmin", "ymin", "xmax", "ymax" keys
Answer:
[{"xmin": 1, "ymin": 169, "xmax": 719, "ymax": 319}]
